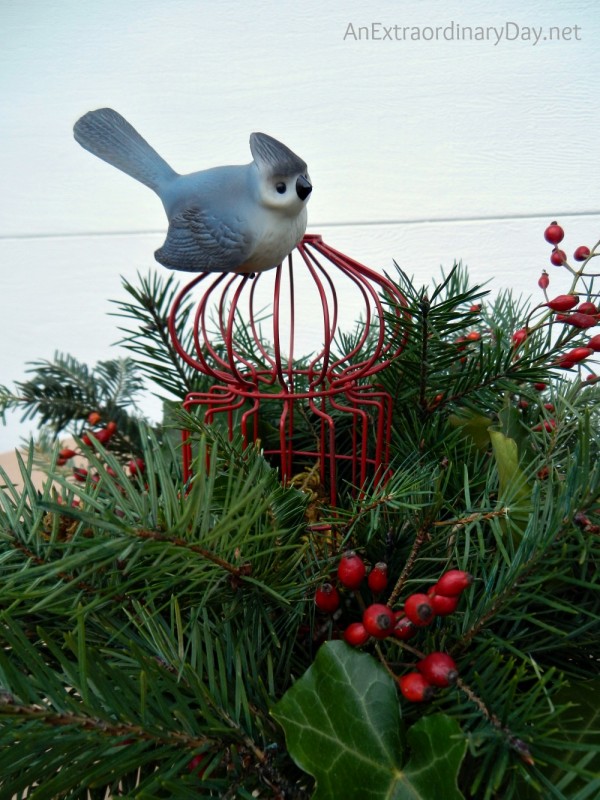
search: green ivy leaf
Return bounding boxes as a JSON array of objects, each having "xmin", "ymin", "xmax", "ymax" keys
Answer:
[
  {"xmin": 271, "ymin": 641, "xmax": 466, "ymax": 799},
  {"xmin": 448, "ymin": 410, "xmax": 494, "ymax": 451},
  {"xmin": 489, "ymin": 428, "xmax": 531, "ymax": 511}
]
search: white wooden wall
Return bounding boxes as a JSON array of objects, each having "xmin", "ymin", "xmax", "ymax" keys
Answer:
[{"xmin": 1, "ymin": 0, "xmax": 599, "ymax": 451}]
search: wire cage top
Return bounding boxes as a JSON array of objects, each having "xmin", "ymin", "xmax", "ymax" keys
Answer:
[{"xmin": 168, "ymin": 235, "xmax": 409, "ymax": 503}]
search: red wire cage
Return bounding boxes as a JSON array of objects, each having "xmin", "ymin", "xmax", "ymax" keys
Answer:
[{"xmin": 168, "ymin": 234, "xmax": 408, "ymax": 505}]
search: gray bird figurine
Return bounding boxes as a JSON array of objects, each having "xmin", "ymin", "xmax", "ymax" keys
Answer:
[{"xmin": 73, "ymin": 108, "xmax": 312, "ymax": 273}]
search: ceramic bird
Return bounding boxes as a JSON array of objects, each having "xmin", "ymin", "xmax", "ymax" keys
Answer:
[{"xmin": 73, "ymin": 108, "xmax": 312, "ymax": 273}]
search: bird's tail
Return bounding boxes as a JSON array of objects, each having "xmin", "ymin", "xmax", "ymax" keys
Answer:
[{"xmin": 73, "ymin": 108, "xmax": 177, "ymax": 192}]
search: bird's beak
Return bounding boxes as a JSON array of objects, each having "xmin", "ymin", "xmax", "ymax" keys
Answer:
[{"xmin": 296, "ymin": 174, "xmax": 312, "ymax": 201}]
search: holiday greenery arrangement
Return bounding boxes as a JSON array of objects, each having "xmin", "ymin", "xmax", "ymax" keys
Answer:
[{"xmin": 0, "ymin": 221, "xmax": 599, "ymax": 799}]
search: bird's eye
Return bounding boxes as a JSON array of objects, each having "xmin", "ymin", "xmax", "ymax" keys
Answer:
[{"xmin": 275, "ymin": 182, "xmax": 287, "ymax": 194}]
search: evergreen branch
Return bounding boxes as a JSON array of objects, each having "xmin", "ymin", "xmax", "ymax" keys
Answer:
[
  {"xmin": 132, "ymin": 526, "xmax": 252, "ymax": 578},
  {"xmin": 0, "ymin": 702, "xmax": 212, "ymax": 750}
]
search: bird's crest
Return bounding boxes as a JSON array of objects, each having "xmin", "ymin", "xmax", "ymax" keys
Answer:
[{"xmin": 250, "ymin": 132, "xmax": 307, "ymax": 177}]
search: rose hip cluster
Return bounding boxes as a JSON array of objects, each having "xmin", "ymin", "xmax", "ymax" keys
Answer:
[
  {"xmin": 398, "ymin": 651, "xmax": 458, "ymax": 702},
  {"xmin": 56, "ymin": 410, "xmax": 146, "ymax": 481},
  {"xmin": 512, "ymin": 222, "xmax": 599, "ymax": 376},
  {"xmin": 543, "ymin": 220, "xmax": 591, "ymax": 268},
  {"xmin": 314, "ymin": 551, "xmax": 472, "ymax": 701}
]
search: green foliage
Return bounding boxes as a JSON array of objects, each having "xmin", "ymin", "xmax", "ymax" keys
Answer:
[
  {"xmin": 0, "ymin": 353, "xmax": 144, "ymax": 442},
  {"xmin": 272, "ymin": 641, "xmax": 467, "ymax": 799},
  {"xmin": 1, "ymin": 262, "xmax": 599, "ymax": 798}
]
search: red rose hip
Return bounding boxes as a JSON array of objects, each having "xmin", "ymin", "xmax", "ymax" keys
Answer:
[
  {"xmin": 417, "ymin": 652, "xmax": 459, "ymax": 687},
  {"xmin": 362, "ymin": 603, "xmax": 395, "ymax": 639},
  {"xmin": 404, "ymin": 593, "xmax": 435, "ymax": 626},
  {"xmin": 546, "ymin": 294, "xmax": 579, "ymax": 312},
  {"xmin": 398, "ymin": 672, "xmax": 434, "ymax": 702},
  {"xmin": 367, "ymin": 562, "xmax": 388, "ymax": 594},
  {"xmin": 435, "ymin": 569, "xmax": 473, "ymax": 597},
  {"xmin": 544, "ymin": 221, "xmax": 564, "ymax": 245},
  {"xmin": 314, "ymin": 583, "xmax": 340, "ymax": 614},
  {"xmin": 392, "ymin": 614, "xmax": 418, "ymax": 640},
  {"xmin": 344, "ymin": 621, "xmax": 370, "ymax": 647},
  {"xmin": 429, "ymin": 591, "xmax": 460, "ymax": 616},
  {"xmin": 337, "ymin": 551, "xmax": 366, "ymax": 589},
  {"xmin": 588, "ymin": 335, "xmax": 600, "ymax": 352},
  {"xmin": 512, "ymin": 328, "xmax": 528, "ymax": 346},
  {"xmin": 573, "ymin": 245, "xmax": 591, "ymax": 262},
  {"xmin": 550, "ymin": 248, "xmax": 567, "ymax": 266}
]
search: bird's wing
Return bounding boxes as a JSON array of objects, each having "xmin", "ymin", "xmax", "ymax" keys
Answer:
[{"xmin": 154, "ymin": 207, "xmax": 252, "ymax": 273}]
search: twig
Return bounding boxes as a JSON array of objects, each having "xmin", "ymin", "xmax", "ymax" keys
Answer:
[
  {"xmin": 134, "ymin": 528, "xmax": 251, "ymax": 578},
  {"xmin": 387, "ymin": 523, "xmax": 430, "ymax": 607}
]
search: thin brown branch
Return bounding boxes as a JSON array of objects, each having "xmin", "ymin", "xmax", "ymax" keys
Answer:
[
  {"xmin": 133, "ymin": 527, "xmax": 251, "ymax": 578},
  {"xmin": 386, "ymin": 523, "xmax": 430, "ymax": 607}
]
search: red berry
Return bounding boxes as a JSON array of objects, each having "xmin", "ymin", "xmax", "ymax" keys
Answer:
[
  {"xmin": 128, "ymin": 457, "xmax": 146, "ymax": 475},
  {"xmin": 543, "ymin": 402, "xmax": 555, "ymax": 412},
  {"xmin": 466, "ymin": 330, "xmax": 481, "ymax": 342},
  {"xmin": 344, "ymin": 621, "xmax": 370, "ymax": 647},
  {"xmin": 93, "ymin": 427, "xmax": 112, "ymax": 445},
  {"xmin": 550, "ymin": 248, "xmax": 567, "ymax": 266},
  {"xmin": 59, "ymin": 448, "xmax": 77, "ymax": 460},
  {"xmin": 555, "ymin": 357, "xmax": 574, "ymax": 370},
  {"xmin": 367, "ymin": 562, "xmax": 388, "ymax": 594},
  {"xmin": 87, "ymin": 411, "xmax": 101, "ymax": 426},
  {"xmin": 94, "ymin": 421, "xmax": 117, "ymax": 444},
  {"xmin": 588, "ymin": 335, "xmax": 600, "ymax": 352},
  {"xmin": 314, "ymin": 583, "xmax": 340, "ymax": 614},
  {"xmin": 573, "ymin": 245, "xmax": 591, "ymax": 262},
  {"xmin": 417, "ymin": 652, "xmax": 459, "ymax": 687},
  {"xmin": 544, "ymin": 221, "xmax": 564, "ymax": 245},
  {"xmin": 469, "ymin": 304, "xmax": 482, "ymax": 312},
  {"xmin": 532, "ymin": 419, "xmax": 557, "ymax": 432},
  {"xmin": 555, "ymin": 312, "xmax": 597, "ymax": 329},
  {"xmin": 577, "ymin": 301, "xmax": 598, "ymax": 315},
  {"xmin": 337, "ymin": 551, "xmax": 366, "ymax": 589},
  {"xmin": 398, "ymin": 672, "xmax": 434, "ymax": 702},
  {"xmin": 533, "ymin": 382, "xmax": 547, "ymax": 391},
  {"xmin": 187, "ymin": 753, "xmax": 206, "ymax": 777},
  {"xmin": 73, "ymin": 467, "xmax": 88, "ymax": 482},
  {"xmin": 392, "ymin": 614, "xmax": 418, "ymax": 640},
  {"xmin": 404, "ymin": 593, "xmax": 435, "ymax": 626},
  {"xmin": 429, "ymin": 592, "xmax": 460, "ymax": 616},
  {"xmin": 362, "ymin": 603, "xmax": 395, "ymax": 639},
  {"xmin": 562, "ymin": 346, "xmax": 593, "ymax": 364},
  {"xmin": 546, "ymin": 294, "xmax": 579, "ymax": 312},
  {"xmin": 538, "ymin": 271, "xmax": 549, "ymax": 290},
  {"xmin": 435, "ymin": 569, "xmax": 473, "ymax": 597},
  {"xmin": 512, "ymin": 328, "xmax": 528, "ymax": 346}
]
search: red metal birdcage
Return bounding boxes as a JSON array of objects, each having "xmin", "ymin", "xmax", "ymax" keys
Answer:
[{"xmin": 168, "ymin": 234, "xmax": 408, "ymax": 505}]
